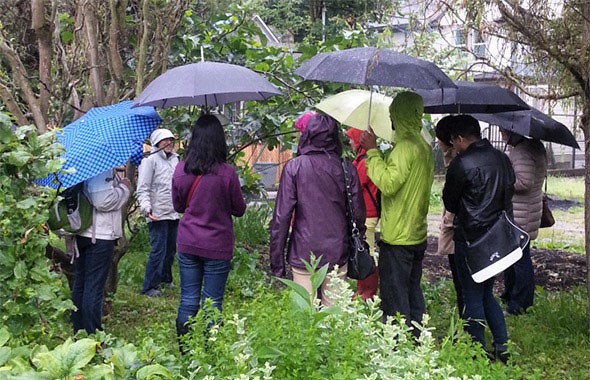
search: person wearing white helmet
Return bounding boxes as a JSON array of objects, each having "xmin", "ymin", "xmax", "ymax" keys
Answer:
[{"xmin": 137, "ymin": 128, "xmax": 180, "ymax": 297}]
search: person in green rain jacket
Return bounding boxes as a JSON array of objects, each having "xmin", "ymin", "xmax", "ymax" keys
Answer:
[{"xmin": 359, "ymin": 91, "xmax": 434, "ymax": 338}]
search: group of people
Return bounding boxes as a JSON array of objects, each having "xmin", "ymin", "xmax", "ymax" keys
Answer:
[
  {"xmin": 70, "ymin": 90, "xmax": 548, "ymax": 362},
  {"xmin": 70, "ymin": 114, "xmax": 246, "ymax": 348},
  {"xmin": 270, "ymin": 91, "xmax": 548, "ymax": 362}
]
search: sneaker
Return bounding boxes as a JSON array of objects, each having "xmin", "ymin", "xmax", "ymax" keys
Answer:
[{"xmin": 144, "ymin": 288, "xmax": 162, "ymax": 297}]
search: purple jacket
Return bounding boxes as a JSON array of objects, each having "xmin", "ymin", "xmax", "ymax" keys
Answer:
[
  {"xmin": 269, "ymin": 114, "xmax": 366, "ymax": 277},
  {"xmin": 172, "ymin": 161, "xmax": 246, "ymax": 260}
]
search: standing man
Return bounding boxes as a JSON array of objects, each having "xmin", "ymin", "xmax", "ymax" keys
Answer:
[
  {"xmin": 137, "ymin": 128, "xmax": 180, "ymax": 297},
  {"xmin": 442, "ymin": 115, "xmax": 515, "ymax": 363},
  {"xmin": 359, "ymin": 91, "xmax": 434, "ymax": 338}
]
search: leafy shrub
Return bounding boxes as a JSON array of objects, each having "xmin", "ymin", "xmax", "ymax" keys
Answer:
[
  {"xmin": 0, "ymin": 327, "xmax": 180, "ymax": 379},
  {"xmin": 176, "ymin": 259, "xmax": 518, "ymax": 379},
  {"xmin": 0, "ymin": 118, "xmax": 72, "ymax": 344}
]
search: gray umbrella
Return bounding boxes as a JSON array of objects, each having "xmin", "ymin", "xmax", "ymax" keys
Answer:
[
  {"xmin": 417, "ymin": 81, "xmax": 530, "ymax": 114},
  {"xmin": 133, "ymin": 62, "xmax": 282, "ymax": 108},
  {"xmin": 295, "ymin": 47, "xmax": 456, "ymax": 90},
  {"xmin": 473, "ymin": 107, "xmax": 580, "ymax": 149}
]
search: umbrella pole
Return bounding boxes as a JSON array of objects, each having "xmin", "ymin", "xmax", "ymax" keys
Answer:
[{"xmin": 367, "ymin": 88, "xmax": 374, "ymax": 134}]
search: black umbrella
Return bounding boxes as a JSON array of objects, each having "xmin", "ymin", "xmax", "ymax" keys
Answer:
[
  {"xmin": 295, "ymin": 47, "xmax": 456, "ymax": 90},
  {"xmin": 417, "ymin": 81, "xmax": 530, "ymax": 114},
  {"xmin": 473, "ymin": 107, "xmax": 580, "ymax": 149}
]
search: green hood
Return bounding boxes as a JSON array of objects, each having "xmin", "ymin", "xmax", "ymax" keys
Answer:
[
  {"xmin": 390, "ymin": 91, "xmax": 424, "ymax": 142},
  {"xmin": 365, "ymin": 90, "xmax": 434, "ymax": 245}
]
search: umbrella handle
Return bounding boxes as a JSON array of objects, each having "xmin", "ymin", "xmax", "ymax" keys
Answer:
[{"xmin": 367, "ymin": 89, "xmax": 373, "ymax": 131}]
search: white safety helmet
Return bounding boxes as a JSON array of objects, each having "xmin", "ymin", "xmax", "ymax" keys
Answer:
[{"xmin": 150, "ymin": 128, "xmax": 175, "ymax": 147}]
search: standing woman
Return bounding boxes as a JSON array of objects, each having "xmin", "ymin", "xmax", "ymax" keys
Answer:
[
  {"xmin": 270, "ymin": 113, "xmax": 366, "ymax": 306},
  {"xmin": 172, "ymin": 114, "xmax": 246, "ymax": 341}
]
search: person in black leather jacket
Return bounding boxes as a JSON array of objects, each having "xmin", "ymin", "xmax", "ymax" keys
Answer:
[{"xmin": 442, "ymin": 115, "xmax": 515, "ymax": 364}]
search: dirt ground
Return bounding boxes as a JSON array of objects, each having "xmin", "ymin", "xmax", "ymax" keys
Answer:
[{"xmin": 423, "ymin": 236, "xmax": 587, "ymax": 292}]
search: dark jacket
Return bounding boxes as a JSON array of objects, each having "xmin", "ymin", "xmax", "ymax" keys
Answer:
[
  {"xmin": 269, "ymin": 114, "xmax": 366, "ymax": 277},
  {"xmin": 172, "ymin": 161, "xmax": 246, "ymax": 260},
  {"xmin": 442, "ymin": 139, "xmax": 515, "ymax": 242}
]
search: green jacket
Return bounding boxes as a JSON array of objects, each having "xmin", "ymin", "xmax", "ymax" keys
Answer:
[{"xmin": 366, "ymin": 91, "xmax": 434, "ymax": 246}]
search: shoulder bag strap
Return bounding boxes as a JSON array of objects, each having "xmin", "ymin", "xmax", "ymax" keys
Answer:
[
  {"xmin": 364, "ymin": 183, "xmax": 379, "ymax": 210},
  {"xmin": 186, "ymin": 175, "xmax": 203, "ymax": 206},
  {"xmin": 341, "ymin": 159, "xmax": 359, "ymax": 236}
]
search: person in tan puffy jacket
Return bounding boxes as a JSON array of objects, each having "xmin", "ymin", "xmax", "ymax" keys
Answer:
[{"xmin": 500, "ymin": 130, "xmax": 548, "ymax": 315}]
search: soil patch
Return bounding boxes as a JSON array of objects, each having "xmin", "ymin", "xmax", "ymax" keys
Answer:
[{"xmin": 423, "ymin": 237, "xmax": 587, "ymax": 292}]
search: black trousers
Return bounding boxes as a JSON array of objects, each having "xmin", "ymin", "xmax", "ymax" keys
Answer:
[{"xmin": 378, "ymin": 240, "xmax": 427, "ymax": 338}]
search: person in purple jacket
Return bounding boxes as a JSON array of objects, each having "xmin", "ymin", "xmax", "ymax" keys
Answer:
[
  {"xmin": 171, "ymin": 114, "xmax": 246, "ymax": 346},
  {"xmin": 270, "ymin": 113, "xmax": 366, "ymax": 306}
]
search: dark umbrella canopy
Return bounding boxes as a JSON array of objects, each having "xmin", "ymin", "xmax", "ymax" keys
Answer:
[
  {"xmin": 417, "ymin": 81, "xmax": 530, "ymax": 114},
  {"xmin": 133, "ymin": 62, "xmax": 282, "ymax": 108},
  {"xmin": 295, "ymin": 47, "xmax": 456, "ymax": 90},
  {"xmin": 473, "ymin": 107, "xmax": 580, "ymax": 149}
]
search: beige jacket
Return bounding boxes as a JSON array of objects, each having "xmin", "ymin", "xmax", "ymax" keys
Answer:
[
  {"xmin": 437, "ymin": 144, "xmax": 455, "ymax": 255},
  {"xmin": 78, "ymin": 170, "xmax": 130, "ymax": 241},
  {"xmin": 507, "ymin": 138, "xmax": 547, "ymax": 240}
]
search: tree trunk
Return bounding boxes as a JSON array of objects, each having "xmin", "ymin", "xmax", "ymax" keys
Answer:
[
  {"xmin": 31, "ymin": 0, "xmax": 52, "ymax": 119},
  {"xmin": 82, "ymin": 0, "xmax": 104, "ymax": 105}
]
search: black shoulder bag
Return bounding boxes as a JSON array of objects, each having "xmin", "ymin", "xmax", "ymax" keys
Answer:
[
  {"xmin": 464, "ymin": 154, "xmax": 529, "ymax": 283},
  {"xmin": 341, "ymin": 160, "xmax": 375, "ymax": 280}
]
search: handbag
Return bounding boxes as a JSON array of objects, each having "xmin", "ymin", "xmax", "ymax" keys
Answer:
[
  {"xmin": 341, "ymin": 160, "xmax": 375, "ymax": 280},
  {"xmin": 465, "ymin": 211, "xmax": 529, "ymax": 283},
  {"xmin": 540, "ymin": 194, "xmax": 555, "ymax": 228}
]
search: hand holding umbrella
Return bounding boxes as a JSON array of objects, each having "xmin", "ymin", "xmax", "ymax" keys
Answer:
[{"xmin": 359, "ymin": 129, "xmax": 378, "ymax": 151}]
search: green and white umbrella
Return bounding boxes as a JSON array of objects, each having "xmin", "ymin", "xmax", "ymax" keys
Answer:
[{"xmin": 315, "ymin": 90, "xmax": 394, "ymax": 141}]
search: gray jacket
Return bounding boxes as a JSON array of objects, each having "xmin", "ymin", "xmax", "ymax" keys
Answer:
[
  {"xmin": 78, "ymin": 170, "xmax": 130, "ymax": 241},
  {"xmin": 137, "ymin": 150, "xmax": 179, "ymax": 221}
]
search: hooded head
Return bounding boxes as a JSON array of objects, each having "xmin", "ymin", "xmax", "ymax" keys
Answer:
[
  {"xmin": 345, "ymin": 128, "xmax": 364, "ymax": 152},
  {"xmin": 297, "ymin": 113, "xmax": 342, "ymax": 156},
  {"xmin": 389, "ymin": 91, "xmax": 423, "ymax": 139},
  {"xmin": 150, "ymin": 128, "xmax": 175, "ymax": 147},
  {"xmin": 294, "ymin": 111, "xmax": 317, "ymax": 133}
]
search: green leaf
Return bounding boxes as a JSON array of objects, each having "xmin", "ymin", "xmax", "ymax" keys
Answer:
[
  {"xmin": 14, "ymin": 261, "xmax": 26, "ymax": 280},
  {"xmin": 7, "ymin": 150, "xmax": 32, "ymax": 167},
  {"xmin": 16, "ymin": 197, "xmax": 36, "ymax": 209},
  {"xmin": 61, "ymin": 338, "xmax": 97, "ymax": 375},
  {"xmin": 279, "ymin": 278, "xmax": 312, "ymax": 311},
  {"xmin": 135, "ymin": 364, "xmax": 173, "ymax": 379},
  {"xmin": 0, "ymin": 347, "xmax": 11, "ymax": 366},
  {"xmin": 0, "ymin": 328, "xmax": 9, "ymax": 346}
]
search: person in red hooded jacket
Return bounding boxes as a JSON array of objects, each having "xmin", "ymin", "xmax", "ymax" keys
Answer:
[{"xmin": 345, "ymin": 128, "xmax": 380, "ymax": 300}]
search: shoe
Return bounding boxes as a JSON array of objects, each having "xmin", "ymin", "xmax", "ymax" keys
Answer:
[
  {"xmin": 144, "ymin": 288, "xmax": 162, "ymax": 297},
  {"xmin": 162, "ymin": 282, "xmax": 174, "ymax": 289}
]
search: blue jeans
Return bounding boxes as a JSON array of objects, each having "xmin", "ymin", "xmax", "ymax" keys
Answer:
[
  {"xmin": 176, "ymin": 253, "xmax": 231, "ymax": 331},
  {"xmin": 455, "ymin": 240, "xmax": 508, "ymax": 351},
  {"xmin": 378, "ymin": 241, "xmax": 426, "ymax": 338},
  {"xmin": 71, "ymin": 236, "xmax": 115, "ymax": 334},
  {"xmin": 142, "ymin": 220, "xmax": 178, "ymax": 293},
  {"xmin": 502, "ymin": 243, "xmax": 534, "ymax": 314}
]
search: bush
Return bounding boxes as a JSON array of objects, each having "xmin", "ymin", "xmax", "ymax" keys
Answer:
[{"xmin": 0, "ymin": 118, "xmax": 72, "ymax": 344}]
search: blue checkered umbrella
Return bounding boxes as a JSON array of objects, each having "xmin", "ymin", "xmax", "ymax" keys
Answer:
[{"xmin": 37, "ymin": 100, "xmax": 161, "ymax": 189}]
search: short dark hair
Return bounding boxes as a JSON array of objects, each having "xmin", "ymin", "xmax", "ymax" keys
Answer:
[
  {"xmin": 184, "ymin": 114, "xmax": 228, "ymax": 176},
  {"xmin": 450, "ymin": 115, "xmax": 481, "ymax": 140},
  {"xmin": 435, "ymin": 116, "xmax": 454, "ymax": 146}
]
